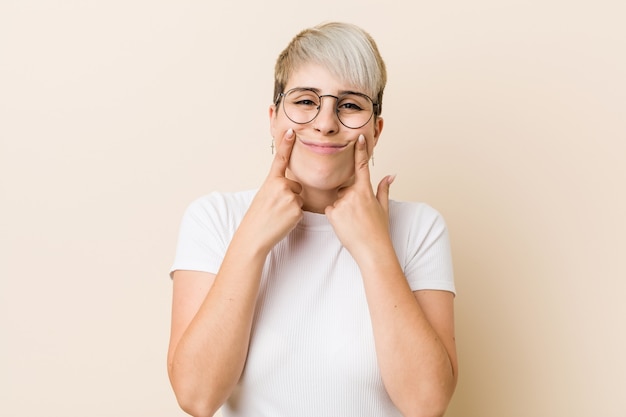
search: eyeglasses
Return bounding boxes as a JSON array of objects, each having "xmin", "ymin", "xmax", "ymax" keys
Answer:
[{"xmin": 276, "ymin": 88, "xmax": 379, "ymax": 129}]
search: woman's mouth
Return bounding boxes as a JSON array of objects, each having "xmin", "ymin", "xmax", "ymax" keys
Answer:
[{"xmin": 299, "ymin": 139, "xmax": 349, "ymax": 155}]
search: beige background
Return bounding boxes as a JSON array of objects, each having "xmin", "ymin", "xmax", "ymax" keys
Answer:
[{"xmin": 1, "ymin": 1, "xmax": 624, "ymax": 416}]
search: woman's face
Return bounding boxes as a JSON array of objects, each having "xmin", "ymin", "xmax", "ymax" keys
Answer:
[{"xmin": 269, "ymin": 63, "xmax": 384, "ymax": 192}]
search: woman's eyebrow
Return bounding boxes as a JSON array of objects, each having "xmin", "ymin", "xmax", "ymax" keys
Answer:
[
  {"xmin": 286, "ymin": 86, "xmax": 320, "ymax": 92},
  {"xmin": 292, "ymin": 86, "xmax": 366, "ymax": 96},
  {"xmin": 338, "ymin": 89, "xmax": 365, "ymax": 96}
]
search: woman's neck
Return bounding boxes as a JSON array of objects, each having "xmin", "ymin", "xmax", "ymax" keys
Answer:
[{"xmin": 300, "ymin": 187, "xmax": 340, "ymax": 214}]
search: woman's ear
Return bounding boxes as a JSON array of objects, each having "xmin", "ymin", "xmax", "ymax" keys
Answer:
[
  {"xmin": 269, "ymin": 104, "xmax": 277, "ymax": 138},
  {"xmin": 372, "ymin": 116, "xmax": 384, "ymax": 147}
]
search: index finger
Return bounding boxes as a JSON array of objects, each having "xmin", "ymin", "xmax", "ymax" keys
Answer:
[
  {"xmin": 269, "ymin": 128, "xmax": 295, "ymax": 177},
  {"xmin": 354, "ymin": 134, "xmax": 371, "ymax": 184}
]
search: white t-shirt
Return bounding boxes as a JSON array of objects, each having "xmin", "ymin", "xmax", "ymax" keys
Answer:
[{"xmin": 171, "ymin": 189, "xmax": 455, "ymax": 417}]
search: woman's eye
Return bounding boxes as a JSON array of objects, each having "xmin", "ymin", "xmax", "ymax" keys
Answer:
[
  {"xmin": 339, "ymin": 102, "xmax": 363, "ymax": 111},
  {"xmin": 296, "ymin": 99, "xmax": 317, "ymax": 106}
]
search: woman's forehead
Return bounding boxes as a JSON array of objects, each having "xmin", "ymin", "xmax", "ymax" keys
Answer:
[{"xmin": 285, "ymin": 63, "xmax": 370, "ymax": 95}]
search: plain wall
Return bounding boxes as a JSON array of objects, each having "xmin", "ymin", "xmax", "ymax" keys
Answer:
[{"xmin": 1, "ymin": 1, "xmax": 624, "ymax": 416}]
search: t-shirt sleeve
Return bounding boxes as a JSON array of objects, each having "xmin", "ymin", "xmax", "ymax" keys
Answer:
[
  {"xmin": 392, "ymin": 202, "xmax": 456, "ymax": 294},
  {"xmin": 170, "ymin": 194, "xmax": 232, "ymax": 277}
]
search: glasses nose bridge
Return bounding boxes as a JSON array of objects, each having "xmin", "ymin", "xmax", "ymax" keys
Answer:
[{"xmin": 317, "ymin": 94, "xmax": 340, "ymax": 114}]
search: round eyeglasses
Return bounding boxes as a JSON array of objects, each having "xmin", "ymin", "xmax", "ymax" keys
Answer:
[{"xmin": 276, "ymin": 88, "xmax": 379, "ymax": 129}]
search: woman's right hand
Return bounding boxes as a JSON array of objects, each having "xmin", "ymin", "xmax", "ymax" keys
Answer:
[{"xmin": 237, "ymin": 128, "xmax": 303, "ymax": 255}]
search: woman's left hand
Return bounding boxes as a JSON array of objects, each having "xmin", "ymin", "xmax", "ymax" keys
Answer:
[{"xmin": 325, "ymin": 134, "xmax": 396, "ymax": 261}]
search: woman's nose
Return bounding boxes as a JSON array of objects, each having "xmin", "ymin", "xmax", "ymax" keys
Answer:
[{"xmin": 312, "ymin": 96, "xmax": 340, "ymax": 134}]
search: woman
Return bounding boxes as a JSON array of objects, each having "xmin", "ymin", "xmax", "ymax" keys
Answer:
[{"xmin": 168, "ymin": 22, "xmax": 458, "ymax": 417}]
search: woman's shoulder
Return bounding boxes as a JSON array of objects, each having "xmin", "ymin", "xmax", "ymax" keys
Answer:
[
  {"xmin": 388, "ymin": 199, "xmax": 450, "ymax": 241},
  {"xmin": 186, "ymin": 189, "xmax": 257, "ymax": 212},
  {"xmin": 181, "ymin": 189, "xmax": 258, "ymax": 227},
  {"xmin": 389, "ymin": 199, "xmax": 446, "ymax": 224}
]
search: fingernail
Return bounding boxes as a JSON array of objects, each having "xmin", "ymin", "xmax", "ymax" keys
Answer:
[
  {"xmin": 286, "ymin": 128, "xmax": 294, "ymax": 139},
  {"xmin": 358, "ymin": 134, "xmax": 365, "ymax": 144},
  {"xmin": 388, "ymin": 174, "xmax": 397, "ymax": 184}
]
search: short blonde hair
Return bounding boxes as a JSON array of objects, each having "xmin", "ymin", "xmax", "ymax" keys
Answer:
[{"xmin": 274, "ymin": 22, "xmax": 387, "ymax": 116}]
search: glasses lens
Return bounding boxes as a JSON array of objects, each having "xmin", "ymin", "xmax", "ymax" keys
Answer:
[
  {"xmin": 336, "ymin": 94, "xmax": 374, "ymax": 129},
  {"xmin": 283, "ymin": 89, "xmax": 320, "ymax": 124},
  {"xmin": 282, "ymin": 89, "xmax": 375, "ymax": 129}
]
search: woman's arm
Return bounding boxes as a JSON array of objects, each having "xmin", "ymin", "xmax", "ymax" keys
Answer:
[
  {"xmin": 167, "ymin": 130, "xmax": 302, "ymax": 417},
  {"xmin": 326, "ymin": 135, "xmax": 457, "ymax": 417},
  {"xmin": 358, "ymin": 251, "xmax": 457, "ymax": 417},
  {"xmin": 167, "ymin": 245, "xmax": 266, "ymax": 417}
]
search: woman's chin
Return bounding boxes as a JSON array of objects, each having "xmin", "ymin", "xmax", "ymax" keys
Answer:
[
  {"xmin": 286, "ymin": 150, "xmax": 355, "ymax": 191},
  {"xmin": 288, "ymin": 167, "xmax": 348, "ymax": 190}
]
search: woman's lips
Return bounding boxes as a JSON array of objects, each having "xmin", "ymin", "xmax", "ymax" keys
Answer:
[{"xmin": 299, "ymin": 139, "xmax": 349, "ymax": 155}]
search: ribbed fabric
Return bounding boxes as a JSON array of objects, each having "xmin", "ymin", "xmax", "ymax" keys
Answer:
[{"xmin": 170, "ymin": 190, "xmax": 455, "ymax": 416}]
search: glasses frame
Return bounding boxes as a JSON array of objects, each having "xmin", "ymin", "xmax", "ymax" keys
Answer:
[{"xmin": 275, "ymin": 87, "xmax": 380, "ymax": 129}]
